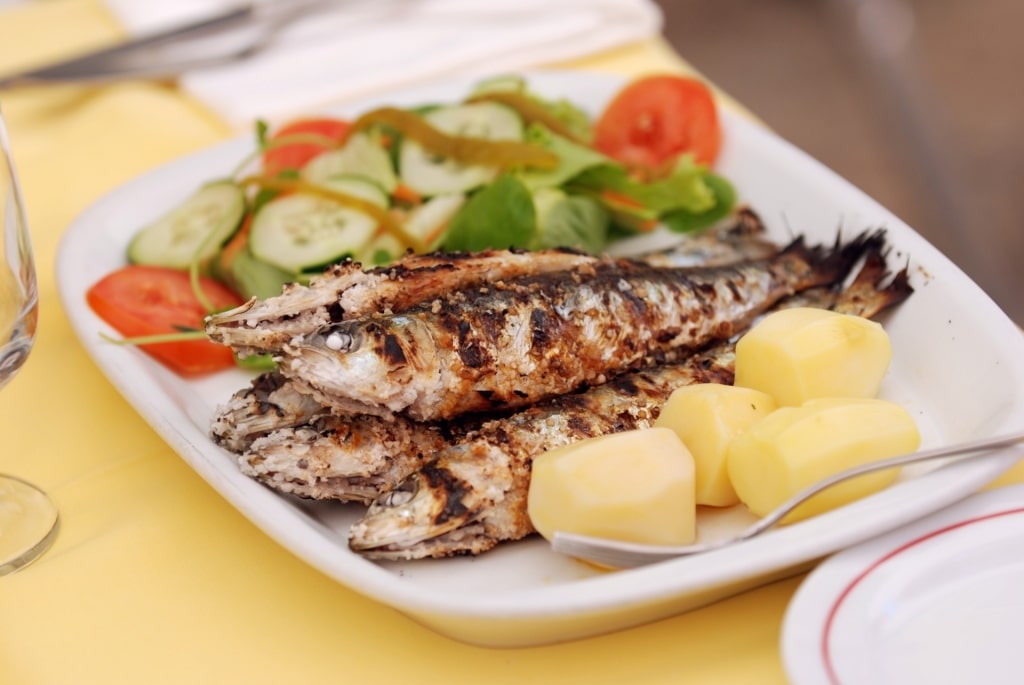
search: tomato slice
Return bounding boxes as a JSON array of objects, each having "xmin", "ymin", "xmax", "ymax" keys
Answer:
[
  {"xmin": 262, "ymin": 117, "xmax": 351, "ymax": 177},
  {"xmin": 593, "ymin": 75, "xmax": 722, "ymax": 172},
  {"xmin": 86, "ymin": 265, "xmax": 244, "ymax": 377}
]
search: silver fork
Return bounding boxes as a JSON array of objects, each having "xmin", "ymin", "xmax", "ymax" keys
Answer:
[{"xmin": 551, "ymin": 430, "xmax": 1024, "ymax": 568}]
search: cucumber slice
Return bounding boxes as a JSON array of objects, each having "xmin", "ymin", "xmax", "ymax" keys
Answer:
[
  {"xmin": 319, "ymin": 174, "xmax": 390, "ymax": 207},
  {"xmin": 357, "ymin": 233, "xmax": 406, "ymax": 267},
  {"xmin": 403, "ymin": 192, "xmax": 465, "ymax": 250},
  {"xmin": 468, "ymin": 74, "xmax": 527, "ymax": 96},
  {"xmin": 127, "ymin": 180, "xmax": 245, "ymax": 269},
  {"xmin": 354, "ymin": 192, "xmax": 466, "ymax": 266},
  {"xmin": 249, "ymin": 176, "xmax": 386, "ymax": 273},
  {"xmin": 398, "ymin": 102, "xmax": 523, "ymax": 197},
  {"xmin": 229, "ymin": 246, "xmax": 296, "ymax": 300},
  {"xmin": 302, "ymin": 131, "xmax": 397, "ymax": 193}
]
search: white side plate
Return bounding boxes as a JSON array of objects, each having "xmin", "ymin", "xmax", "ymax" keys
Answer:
[
  {"xmin": 783, "ymin": 483, "xmax": 1024, "ymax": 685},
  {"xmin": 56, "ymin": 70, "xmax": 1024, "ymax": 647}
]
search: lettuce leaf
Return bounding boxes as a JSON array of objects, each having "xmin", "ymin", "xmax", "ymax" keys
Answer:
[
  {"xmin": 570, "ymin": 155, "xmax": 717, "ymax": 215},
  {"xmin": 530, "ymin": 188, "xmax": 609, "ymax": 253},
  {"xmin": 660, "ymin": 172, "xmax": 737, "ymax": 234},
  {"xmin": 442, "ymin": 175, "xmax": 536, "ymax": 251},
  {"xmin": 515, "ymin": 123, "xmax": 609, "ymax": 191}
]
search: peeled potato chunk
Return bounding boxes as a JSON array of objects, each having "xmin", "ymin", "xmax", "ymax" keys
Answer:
[
  {"xmin": 528, "ymin": 428, "xmax": 696, "ymax": 546},
  {"xmin": 734, "ymin": 307, "xmax": 892, "ymax": 406},
  {"xmin": 727, "ymin": 398, "xmax": 920, "ymax": 521},
  {"xmin": 654, "ymin": 383, "xmax": 777, "ymax": 506}
]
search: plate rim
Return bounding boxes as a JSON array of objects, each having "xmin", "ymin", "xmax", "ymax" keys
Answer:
[{"xmin": 781, "ymin": 482, "xmax": 1024, "ymax": 685}]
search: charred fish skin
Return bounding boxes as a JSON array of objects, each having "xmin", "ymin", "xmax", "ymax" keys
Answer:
[
  {"xmin": 236, "ymin": 237, "xmax": 913, "ymax": 519},
  {"xmin": 210, "ymin": 371, "xmax": 327, "ymax": 453},
  {"xmin": 204, "ymin": 209, "xmax": 778, "ymax": 357},
  {"xmin": 831, "ymin": 246, "xmax": 912, "ymax": 316},
  {"xmin": 637, "ymin": 207, "xmax": 778, "ymax": 268},
  {"xmin": 239, "ymin": 412, "xmax": 464, "ymax": 505},
  {"xmin": 237, "ymin": 346, "xmax": 729, "ymax": 512},
  {"xmin": 209, "ymin": 210, "xmax": 781, "ymax": 487},
  {"xmin": 282, "ymin": 235, "xmax": 874, "ymax": 421},
  {"xmin": 349, "ymin": 240, "xmax": 913, "ymax": 560},
  {"xmin": 347, "ymin": 346, "xmax": 737, "ymax": 559},
  {"xmin": 204, "ymin": 248, "xmax": 598, "ymax": 356}
]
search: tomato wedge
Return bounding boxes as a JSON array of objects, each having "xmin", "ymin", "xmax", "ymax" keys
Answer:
[
  {"xmin": 262, "ymin": 117, "xmax": 351, "ymax": 177},
  {"xmin": 86, "ymin": 265, "xmax": 244, "ymax": 377},
  {"xmin": 594, "ymin": 75, "xmax": 722, "ymax": 172}
]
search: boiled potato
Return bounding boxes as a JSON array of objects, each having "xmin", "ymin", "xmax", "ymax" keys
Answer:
[
  {"xmin": 654, "ymin": 383, "xmax": 777, "ymax": 506},
  {"xmin": 727, "ymin": 398, "xmax": 920, "ymax": 521},
  {"xmin": 734, "ymin": 307, "xmax": 892, "ymax": 406},
  {"xmin": 527, "ymin": 428, "xmax": 696, "ymax": 546}
]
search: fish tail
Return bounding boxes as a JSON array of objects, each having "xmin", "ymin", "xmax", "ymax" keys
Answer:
[
  {"xmin": 832, "ymin": 235, "xmax": 914, "ymax": 317},
  {"xmin": 778, "ymin": 229, "xmax": 890, "ymax": 292}
]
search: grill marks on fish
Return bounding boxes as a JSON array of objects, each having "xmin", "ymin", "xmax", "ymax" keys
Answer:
[
  {"xmin": 206, "ymin": 216, "xmax": 912, "ymax": 561},
  {"xmin": 211, "ymin": 370, "xmax": 476, "ymax": 504},
  {"xmin": 616, "ymin": 207, "xmax": 776, "ymax": 267},
  {"xmin": 380, "ymin": 332, "xmax": 407, "ymax": 366},
  {"xmin": 279, "ymin": 238, "xmax": 864, "ymax": 421},
  {"xmin": 238, "ymin": 412, "xmax": 468, "ymax": 505},
  {"xmin": 348, "ymin": 345, "xmax": 738, "ymax": 558},
  {"xmin": 205, "ymin": 209, "xmax": 775, "ymax": 357},
  {"xmin": 223, "ymin": 238, "xmax": 914, "ymax": 515},
  {"xmin": 421, "ymin": 463, "xmax": 472, "ymax": 525},
  {"xmin": 348, "ymin": 240, "xmax": 913, "ymax": 559},
  {"xmin": 205, "ymin": 249, "xmax": 599, "ymax": 355},
  {"xmin": 210, "ymin": 371, "xmax": 326, "ymax": 453}
]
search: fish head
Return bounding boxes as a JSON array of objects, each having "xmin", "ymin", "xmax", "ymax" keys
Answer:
[
  {"xmin": 348, "ymin": 460, "xmax": 475, "ymax": 554},
  {"xmin": 281, "ymin": 315, "xmax": 439, "ymax": 415}
]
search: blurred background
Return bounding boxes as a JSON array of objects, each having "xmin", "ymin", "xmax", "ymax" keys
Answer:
[{"xmin": 656, "ymin": 0, "xmax": 1023, "ymax": 323}]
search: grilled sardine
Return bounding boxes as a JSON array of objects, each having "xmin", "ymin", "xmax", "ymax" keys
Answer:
[
  {"xmin": 206, "ymin": 249, "xmax": 600, "ymax": 356},
  {"xmin": 278, "ymin": 235, "xmax": 872, "ymax": 421},
  {"xmin": 206, "ymin": 209, "xmax": 777, "ymax": 357}
]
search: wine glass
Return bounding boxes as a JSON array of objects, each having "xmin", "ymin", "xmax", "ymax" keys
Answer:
[{"xmin": 0, "ymin": 107, "xmax": 59, "ymax": 575}]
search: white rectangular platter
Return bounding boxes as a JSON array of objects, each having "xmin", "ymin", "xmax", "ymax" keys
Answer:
[{"xmin": 55, "ymin": 70, "xmax": 1024, "ymax": 647}]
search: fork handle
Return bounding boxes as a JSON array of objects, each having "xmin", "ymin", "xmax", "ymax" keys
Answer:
[
  {"xmin": 552, "ymin": 430, "xmax": 1024, "ymax": 568},
  {"xmin": 759, "ymin": 429, "xmax": 1024, "ymax": 532}
]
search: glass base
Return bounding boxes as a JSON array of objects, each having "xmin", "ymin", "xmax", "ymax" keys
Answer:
[{"xmin": 0, "ymin": 474, "xmax": 59, "ymax": 575}]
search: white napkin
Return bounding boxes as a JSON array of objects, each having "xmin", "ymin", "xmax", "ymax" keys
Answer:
[{"xmin": 104, "ymin": 0, "xmax": 663, "ymax": 128}]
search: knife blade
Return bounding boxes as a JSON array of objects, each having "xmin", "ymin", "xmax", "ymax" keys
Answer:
[{"xmin": 0, "ymin": 0, "xmax": 339, "ymax": 89}]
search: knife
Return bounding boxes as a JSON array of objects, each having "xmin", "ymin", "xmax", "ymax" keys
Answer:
[{"xmin": 0, "ymin": 0, "xmax": 340, "ymax": 89}]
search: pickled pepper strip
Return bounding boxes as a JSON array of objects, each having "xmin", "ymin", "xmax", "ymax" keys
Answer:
[
  {"xmin": 240, "ymin": 175, "xmax": 427, "ymax": 254},
  {"xmin": 347, "ymin": 107, "xmax": 559, "ymax": 169}
]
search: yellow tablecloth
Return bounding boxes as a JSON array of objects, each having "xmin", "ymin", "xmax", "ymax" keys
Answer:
[{"xmin": 3, "ymin": 2, "xmax": 1022, "ymax": 683}]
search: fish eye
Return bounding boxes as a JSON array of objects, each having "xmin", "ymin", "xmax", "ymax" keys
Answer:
[
  {"xmin": 320, "ymin": 323, "xmax": 362, "ymax": 352},
  {"xmin": 381, "ymin": 477, "xmax": 418, "ymax": 508}
]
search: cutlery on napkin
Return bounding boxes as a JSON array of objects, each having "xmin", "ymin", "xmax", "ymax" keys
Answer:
[{"xmin": 103, "ymin": 0, "xmax": 664, "ymax": 127}]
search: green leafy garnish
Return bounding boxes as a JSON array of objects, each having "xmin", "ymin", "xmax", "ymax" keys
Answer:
[
  {"xmin": 571, "ymin": 156, "xmax": 716, "ymax": 215},
  {"xmin": 516, "ymin": 124, "xmax": 609, "ymax": 191},
  {"xmin": 661, "ymin": 173, "xmax": 737, "ymax": 234},
  {"xmin": 443, "ymin": 175, "xmax": 536, "ymax": 251},
  {"xmin": 530, "ymin": 188, "xmax": 609, "ymax": 253}
]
